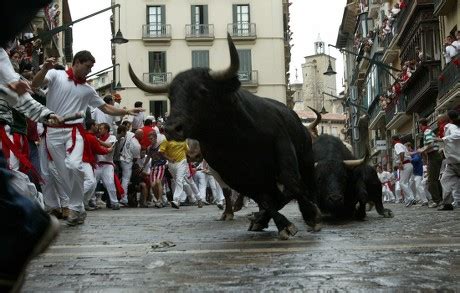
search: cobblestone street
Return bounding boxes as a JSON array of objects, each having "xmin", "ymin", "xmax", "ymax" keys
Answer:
[{"xmin": 23, "ymin": 202, "xmax": 460, "ymax": 291}]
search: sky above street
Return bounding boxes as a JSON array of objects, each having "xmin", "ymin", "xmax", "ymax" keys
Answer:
[{"xmin": 68, "ymin": 0, "xmax": 347, "ymax": 90}]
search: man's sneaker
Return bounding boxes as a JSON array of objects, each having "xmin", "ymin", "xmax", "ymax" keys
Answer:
[
  {"xmin": 217, "ymin": 203, "xmax": 224, "ymax": 210},
  {"xmin": 421, "ymin": 201, "xmax": 428, "ymax": 206},
  {"xmin": 437, "ymin": 204, "xmax": 454, "ymax": 211},
  {"xmin": 119, "ymin": 199, "xmax": 129, "ymax": 207},
  {"xmin": 66, "ymin": 210, "xmax": 86, "ymax": 226},
  {"xmin": 112, "ymin": 203, "xmax": 120, "ymax": 210},
  {"xmin": 428, "ymin": 201, "xmax": 439, "ymax": 208},
  {"xmin": 170, "ymin": 201, "xmax": 180, "ymax": 209},
  {"xmin": 85, "ymin": 205, "xmax": 97, "ymax": 211},
  {"xmin": 405, "ymin": 199, "xmax": 416, "ymax": 208},
  {"xmin": 61, "ymin": 207, "xmax": 70, "ymax": 220},
  {"xmin": 48, "ymin": 208, "xmax": 63, "ymax": 219},
  {"xmin": 197, "ymin": 200, "xmax": 204, "ymax": 208}
]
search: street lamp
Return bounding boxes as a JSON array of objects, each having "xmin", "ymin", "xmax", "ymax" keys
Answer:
[
  {"xmin": 30, "ymin": 4, "xmax": 128, "ymax": 45},
  {"xmin": 324, "ymin": 44, "xmax": 401, "ymax": 80}
]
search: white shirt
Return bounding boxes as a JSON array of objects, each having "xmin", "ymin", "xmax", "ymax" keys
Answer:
[
  {"xmin": 92, "ymin": 107, "xmax": 113, "ymax": 125},
  {"xmin": 131, "ymin": 111, "xmax": 145, "ymax": 130},
  {"xmin": 452, "ymin": 40, "xmax": 460, "ymax": 53},
  {"xmin": 442, "ymin": 123, "xmax": 460, "ymax": 164},
  {"xmin": 393, "ymin": 142, "xmax": 411, "ymax": 164},
  {"xmin": 378, "ymin": 171, "xmax": 392, "ymax": 183},
  {"xmin": 120, "ymin": 132, "xmax": 140, "ymax": 163},
  {"xmin": 44, "ymin": 69, "xmax": 105, "ymax": 123},
  {"xmin": 0, "ymin": 48, "xmax": 18, "ymax": 85},
  {"xmin": 97, "ymin": 134, "xmax": 117, "ymax": 163},
  {"xmin": 445, "ymin": 45, "xmax": 457, "ymax": 63}
]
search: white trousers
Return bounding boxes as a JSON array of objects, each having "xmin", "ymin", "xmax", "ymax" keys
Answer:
[
  {"xmin": 399, "ymin": 163, "xmax": 415, "ymax": 204},
  {"xmin": 382, "ymin": 182, "xmax": 395, "ymax": 202},
  {"xmin": 168, "ymin": 159, "xmax": 197, "ymax": 202},
  {"xmin": 39, "ymin": 141, "xmax": 69, "ymax": 209},
  {"xmin": 95, "ymin": 164, "xmax": 118, "ymax": 205},
  {"xmin": 45, "ymin": 127, "xmax": 85, "ymax": 212},
  {"xmin": 412, "ymin": 175, "xmax": 429, "ymax": 203},
  {"xmin": 440, "ymin": 163, "xmax": 460, "ymax": 206},
  {"xmin": 82, "ymin": 162, "xmax": 97, "ymax": 206},
  {"xmin": 120, "ymin": 160, "xmax": 132, "ymax": 202}
]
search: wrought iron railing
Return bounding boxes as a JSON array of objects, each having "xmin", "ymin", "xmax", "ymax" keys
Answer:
[
  {"xmin": 143, "ymin": 72, "xmax": 172, "ymax": 85},
  {"xmin": 142, "ymin": 24, "xmax": 171, "ymax": 39},
  {"xmin": 238, "ymin": 70, "xmax": 258, "ymax": 85},
  {"xmin": 385, "ymin": 95, "xmax": 407, "ymax": 122},
  {"xmin": 404, "ymin": 60, "xmax": 441, "ymax": 110},
  {"xmin": 227, "ymin": 23, "xmax": 256, "ymax": 38},
  {"xmin": 438, "ymin": 53, "xmax": 460, "ymax": 98},
  {"xmin": 185, "ymin": 24, "xmax": 214, "ymax": 39}
]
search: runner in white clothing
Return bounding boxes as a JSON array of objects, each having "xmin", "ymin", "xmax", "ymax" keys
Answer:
[{"xmin": 31, "ymin": 51, "xmax": 143, "ymax": 225}]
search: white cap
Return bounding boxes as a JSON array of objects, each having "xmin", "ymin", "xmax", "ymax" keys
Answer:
[{"xmin": 146, "ymin": 115, "xmax": 156, "ymax": 122}]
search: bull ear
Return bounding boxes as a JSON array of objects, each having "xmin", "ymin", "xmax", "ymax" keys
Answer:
[
  {"xmin": 210, "ymin": 33, "xmax": 239, "ymax": 81},
  {"xmin": 128, "ymin": 63, "xmax": 169, "ymax": 94}
]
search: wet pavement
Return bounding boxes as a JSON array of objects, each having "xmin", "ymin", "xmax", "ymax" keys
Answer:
[{"xmin": 24, "ymin": 202, "xmax": 460, "ymax": 292}]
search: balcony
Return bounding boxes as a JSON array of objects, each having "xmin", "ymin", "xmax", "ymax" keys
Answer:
[
  {"xmin": 385, "ymin": 95, "xmax": 410, "ymax": 130},
  {"xmin": 227, "ymin": 23, "xmax": 257, "ymax": 41},
  {"xmin": 238, "ymin": 70, "xmax": 258, "ymax": 90},
  {"xmin": 185, "ymin": 24, "xmax": 214, "ymax": 42},
  {"xmin": 393, "ymin": 0, "xmax": 434, "ymax": 46},
  {"xmin": 433, "ymin": 0, "xmax": 457, "ymax": 16},
  {"xmin": 142, "ymin": 24, "xmax": 171, "ymax": 43},
  {"xmin": 368, "ymin": 97, "xmax": 385, "ymax": 130},
  {"xmin": 436, "ymin": 53, "xmax": 460, "ymax": 111},
  {"xmin": 142, "ymin": 72, "xmax": 172, "ymax": 86},
  {"xmin": 403, "ymin": 60, "xmax": 441, "ymax": 113},
  {"xmin": 381, "ymin": 32, "xmax": 399, "ymax": 64}
]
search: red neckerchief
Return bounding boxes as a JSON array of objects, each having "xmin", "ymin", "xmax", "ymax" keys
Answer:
[
  {"xmin": 100, "ymin": 133, "xmax": 110, "ymax": 141},
  {"xmin": 66, "ymin": 68, "xmax": 87, "ymax": 85}
]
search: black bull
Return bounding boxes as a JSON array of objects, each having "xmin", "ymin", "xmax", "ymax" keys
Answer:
[
  {"xmin": 128, "ymin": 34, "xmax": 322, "ymax": 239},
  {"xmin": 313, "ymin": 134, "xmax": 393, "ymax": 219}
]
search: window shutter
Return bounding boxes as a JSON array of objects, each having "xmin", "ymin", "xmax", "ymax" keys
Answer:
[{"xmin": 203, "ymin": 5, "xmax": 208, "ymax": 25}]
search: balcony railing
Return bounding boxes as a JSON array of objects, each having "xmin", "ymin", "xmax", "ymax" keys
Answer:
[
  {"xmin": 393, "ymin": 0, "xmax": 434, "ymax": 42},
  {"xmin": 403, "ymin": 60, "xmax": 441, "ymax": 113},
  {"xmin": 438, "ymin": 53, "xmax": 460, "ymax": 99},
  {"xmin": 238, "ymin": 70, "xmax": 258, "ymax": 86},
  {"xmin": 143, "ymin": 72, "xmax": 172, "ymax": 85},
  {"xmin": 142, "ymin": 24, "xmax": 171, "ymax": 41},
  {"xmin": 227, "ymin": 23, "xmax": 257, "ymax": 40},
  {"xmin": 385, "ymin": 95, "xmax": 407, "ymax": 122},
  {"xmin": 185, "ymin": 24, "xmax": 214, "ymax": 40}
]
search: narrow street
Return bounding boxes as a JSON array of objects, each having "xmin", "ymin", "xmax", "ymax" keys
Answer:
[{"xmin": 24, "ymin": 202, "xmax": 460, "ymax": 291}]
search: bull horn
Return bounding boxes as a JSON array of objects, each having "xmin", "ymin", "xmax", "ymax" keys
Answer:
[
  {"xmin": 128, "ymin": 63, "xmax": 169, "ymax": 94},
  {"xmin": 306, "ymin": 106, "xmax": 321, "ymax": 138},
  {"xmin": 210, "ymin": 33, "xmax": 240, "ymax": 81},
  {"xmin": 343, "ymin": 148, "xmax": 369, "ymax": 168}
]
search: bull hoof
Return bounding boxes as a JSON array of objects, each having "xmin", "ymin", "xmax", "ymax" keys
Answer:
[
  {"xmin": 248, "ymin": 222, "xmax": 267, "ymax": 231},
  {"xmin": 220, "ymin": 212, "xmax": 234, "ymax": 221},
  {"xmin": 278, "ymin": 230, "xmax": 290, "ymax": 240},
  {"xmin": 383, "ymin": 209, "xmax": 394, "ymax": 218},
  {"xmin": 307, "ymin": 222, "xmax": 322, "ymax": 232}
]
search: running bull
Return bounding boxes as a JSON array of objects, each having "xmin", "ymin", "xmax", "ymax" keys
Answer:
[
  {"xmin": 313, "ymin": 134, "xmax": 393, "ymax": 219},
  {"xmin": 129, "ymin": 33, "xmax": 321, "ymax": 239}
]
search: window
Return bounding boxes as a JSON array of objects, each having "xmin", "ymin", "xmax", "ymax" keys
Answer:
[
  {"xmin": 191, "ymin": 5, "xmax": 208, "ymax": 35},
  {"xmin": 149, "ymin": 100, "xmax": 168, "ymax": 119},
  {"xmin": 233, "ymin": 4, "xmax": 250, "ymax": 36},
  {"xmin": 192, "ymin": 50, "xmax": 209, "ymax": 68},
  {"xmin": 147, "ymin": 6, "xmax": 165, "ymax": 36},
  {"xmin": 237, "ymin": 49, "xmax": 252, "ymax": 81},
  {"xmin": 148, "ymin": 51, "xmax": 167, "ymax": 84}
]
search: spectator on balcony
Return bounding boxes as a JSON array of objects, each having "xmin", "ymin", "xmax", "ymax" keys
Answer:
[
  {"xmin": 390, "ymin": 3, "xmax": 400, "ymax": 17},
  {"xmin": 443, "ymin": 36, "xmax": 457, "ymax": 64},
  {"xmin": 398, "ymin": 0, "xmax": 407, "ymax": 10},
  {"xmin": 415, "ymin": 47, "xmax": 424, "ymax": 65},
  {"xmin": 453, "ymin": 31, "xmax": 460, "ymax": 54},
  {"xmin": 417, "ymin": 118, "xmax": 443, "ymax": 208}
]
